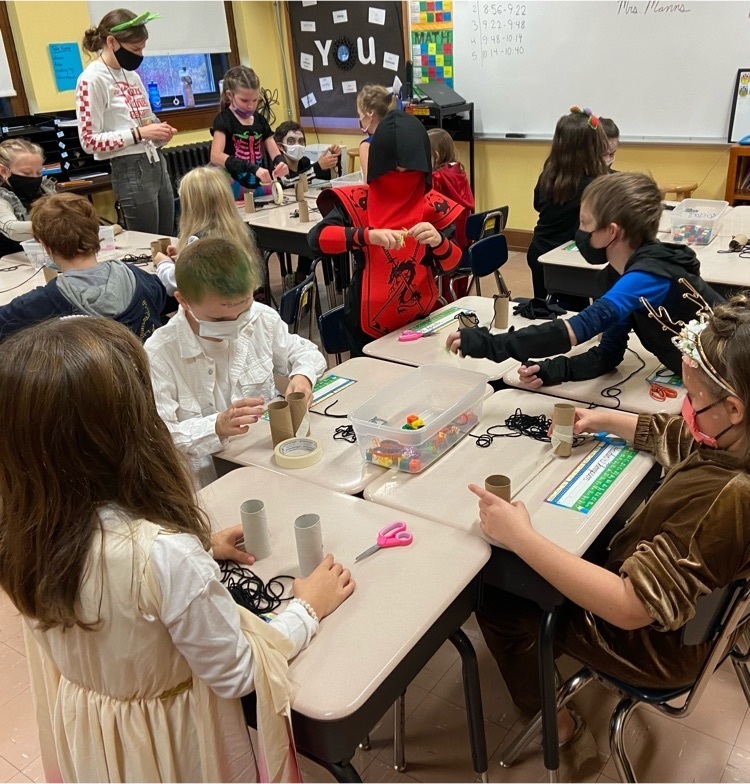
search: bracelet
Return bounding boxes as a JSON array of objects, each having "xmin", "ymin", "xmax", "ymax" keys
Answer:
[
  {"xmin": 130, "ymin": 128, "xmax": 138, "ymax": 144},
  {"xmin": 136, "ymin": 127, "xmax": 142, "ymax": 142},
  {"xmin": 291, "ymin": 598, "xmax": 319, "ymax": 624}
]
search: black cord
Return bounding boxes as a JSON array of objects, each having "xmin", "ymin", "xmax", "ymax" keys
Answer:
[
  {"xmin": 333, "ymin": 424, "xmax": 356, "ymax": 443},
  {"xmin": 0, "ymin": 264, "xmax": 21, "ymax": 272},
  {"xmin": 599, "ymin": 348, "xmax": 646, "ymax": 410},
  {"xmin": 219, "ymin": 561, "xmax": 295, "ymax": 616},
  {"xmin": 469, "ymin": 408, "xmax": 552, "ymax": 447},
  {"xmin": 121, "ymin": 253, "xmax": 153, "ymax": 267},
  {"xmin": 258, "ymin": 87, "xmax": 279, "ymax": 127},
  {"xmin": 310, "ymin": 398, "xmax": 348, "ymax": 418},
  {"xmin": 0, "ymin": 266, "xmax": 42, "ymax": 294}
]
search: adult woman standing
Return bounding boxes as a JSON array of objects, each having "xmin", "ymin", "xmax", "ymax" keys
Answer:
[{"xmin": 76, "ymin": 9, "xmax": 177, "ymax": 234}]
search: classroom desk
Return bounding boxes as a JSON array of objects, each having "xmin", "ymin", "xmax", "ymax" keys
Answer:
[
  {"xmin": 365, "ymin": 389, "xmax": 660, "ymax": 780},
  {"xmin": 241, "ymin": 195, "xmax": 320, "ymax": 258},
  {"xmin": 501, "ymin": 332, "xmax": 685, "ymax": 415},
  {"xmin": 362, "ymin": 295, "xmax": 546, "ymax": 381},
  {"xmin": 198, "ymin": 465, "xmax": 492, "ymax": 782}
]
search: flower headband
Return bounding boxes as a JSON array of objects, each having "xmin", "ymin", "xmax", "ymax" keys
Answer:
[
  {"xmin": 570, "ymin": 105, "xmax": 599, "ymax": 130},
  {"xmin": 110, "ymin": 11, "xmax": 160, "ymax": 33},
  {"xmin": 640, "ymin": 279, "xmax": 738, "ymax": 396}
]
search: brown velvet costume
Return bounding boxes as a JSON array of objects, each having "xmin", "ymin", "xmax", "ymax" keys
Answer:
[{"xmin": 478, "ymin": 413, "xmax": 750, "ymax": 716}]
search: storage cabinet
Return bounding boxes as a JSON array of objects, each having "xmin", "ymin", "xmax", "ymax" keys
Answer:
[{"xmin": 724, "ymin": 145, "xmax": 750, "ymax": 206}]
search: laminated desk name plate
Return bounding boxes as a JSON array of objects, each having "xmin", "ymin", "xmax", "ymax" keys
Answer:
[{"xmin": 261, "ymin": 374, "xmax": 356, "ymax": 421}]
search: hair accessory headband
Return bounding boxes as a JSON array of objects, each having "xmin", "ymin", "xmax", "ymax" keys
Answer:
[
  {"xmin": 110, "ymin": 11, "xmax": 160, "ymax": 32},
  {"xmin": 639, "ymin": 279, "xmax": 738, "ymax": 396},
  {"xmin": 570, "ymin": 105, "xmax": 600, "ymax": 130}
]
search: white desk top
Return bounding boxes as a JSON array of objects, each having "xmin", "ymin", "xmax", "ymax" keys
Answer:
[
  {"xmin": 363, "ymin": 296, "xmax": 547, "ymax": 381},
  {"xmin": 240, "ymin": 194, "xmax": 320, "ymax": 235},
  {"xmin": 217, "ymin": 357, "xmax": 415, "ymax": 495},
  {"xmin": 502, "ymin": 332, "xmax": 685, "ymax": 415},
  {"xmin": 364, "ymin": 389, "xmax": 655, "ymax": 558},
  {"xmin": 198, "ymin": 465, "xmax": 490, "ymax": 720}
]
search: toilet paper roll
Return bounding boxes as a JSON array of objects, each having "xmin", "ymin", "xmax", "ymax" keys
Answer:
[
  {"xmin": 297, "ymin": 199, "xmax": 309, "ymax": 222},
  {"xmin": 286, "ymin": 391, "xmax": 310, "ymax": 437},
  {"xmin": 294, "ymin": 178, "xmax": 308, "ymax": 201},
  {"xmin": 485, "ymin": 474, "xmax": 511, "ymax": 502},
  {"xmin": 240, "ymin": 499, "xmax": 272, "ymax": 560},
  {"xmin": 294, "ymin": 513, "xmax": 323, "ymax": 577},
  {"xmin": 493, "ymin": 294, "xmax": 510, "ymax": 330},
  {"xmin": 150, "ymin": 237, "xmax": 171, "ymax": 260},
  {"xmin": 244, "ymin": 192, "xmax": 255, "ymax": 214},
  {"xmin": 551, "ymin": 403, "xmax": 576, "ymax": 457},
  {"xmin": 268, "ymin": 400, "xmax": 294, "ymax": 447}
]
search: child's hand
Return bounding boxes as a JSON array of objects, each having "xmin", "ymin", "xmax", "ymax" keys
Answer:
[
  {"xmin": 211, "ymin": 524, "xmax": 254, "ymax": 566},
  {"xmin": 369, "ymin": 228, "xmax": 407, "ymax": 249},
  {"xmin": 518, "ymin": 363, "xmax": 544, "ymax": 389},
  {"xmin": 286, "ymin": 375, "xmax": 313, "ymax": 406},
  {"xmin": 446, "ymin": 330, "xmax": 462, "ymax": 354},
  {"xmin": 293, "ymin": 554, "xmax": 356, "ymax": 621},
  {"xmin": 153, "ymin": 251, "xmax": 171, "ymax": 267},
  {"xmin": 545, "ymin": 407, "xmax": 602, "ymax": 439},
  {"xmin": 318, "ymin": 146, "xmax": 340, "ymax": 170},
  {"xmin": 272, "ymin": 161, "xmax": 289, "ymax": 179},
  {"xmin": 256, "ymin": 167, "xmax": 273, "ymax": 185},
  {"xmin": 468, "ymin": 484, "xmax": 533, "ymax": 552},
  {"xmin": 408, "ymin": 222, "xmax": 442, "ymax": 248},
  {"xmin": 216, "ymin": 397, "xmax": 265, "ymax": 438},
  {"xmin": 167, "ymin": 244, "xmax": 178, "ymax": 258}
]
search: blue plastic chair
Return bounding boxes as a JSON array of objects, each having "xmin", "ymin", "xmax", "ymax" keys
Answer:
[
  {"xmin": 278, "ymin": 258, "xmax": 320, "ymax": 340},
  {"xmin": 317, "ymin": 305, "xmax": 352, "ymax": 364},
  {"xmin": 463, "ymin": 232, "xmax": 510, "ymax": 298}
]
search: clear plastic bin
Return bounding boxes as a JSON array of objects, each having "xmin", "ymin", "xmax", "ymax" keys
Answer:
[
  {"xmin": 349, "ymin": 365, "xmax": 488, "ymax": 473},
  {"xmin": 20, "ymin": 240, "xmax": 51, "ymax": 270},
  {"xmin": 98, "ymin": 225, "xmax": 116, "ymax": 251},
  {"xmin": 671, "ymin": 199, "xmax": 728, "ymax": 246}
]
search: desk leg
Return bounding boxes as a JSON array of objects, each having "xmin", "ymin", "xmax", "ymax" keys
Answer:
[
  {"xmin": 539, "ymin": 610, "xmax": 559, "ymax": 782},
  {"xmin": 449, "ymin": 629, "xmax": 489, "ymax": 782},
  {"xmin": 393, "ymin": 692, "xmax": 406, "ymax": 771}
]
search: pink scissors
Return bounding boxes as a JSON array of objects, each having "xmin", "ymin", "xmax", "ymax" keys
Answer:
[
  {"xmin": 398, "ymin": 328, "xmax": 437, "ymax": 342},
  {"xmin": 355, "ymin": 521, "xmax": 414, "ymax": 562}
]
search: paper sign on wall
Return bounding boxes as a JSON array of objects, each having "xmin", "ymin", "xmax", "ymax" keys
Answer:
[
  {"xmin": 300, "ymin": 53, "xmax": 314, "ymax": 72},
  {"xmin": 319, "ymin": 76, "xmax": 334, "ymax": 91},
  {"xmin": 383, "ymin": 52, "xmax": 400, "ymax": 71},
  {"xmin": 301, "ymin": 93, "xmax": 317, "ymax": 109},
  {"xmin": 342, "ymin": 80, "xmax": 357, "ymax": 94},
  {"xmin": 369, "ymin": 7, "xmax": 386, "ymax": 24},
  {"xmin": 301, "ymin": 0, "xmax": 317, "ymax": 5},
  {"xmin": 300, "ymin": 21, "xmax": 316, "ymax": 32},
  {"xmin": 49, "ymin": 43, "xmax": 83, "ymax": 92},
  {"xmin": 332, "ymin": 9, "xmax": 348, "ymax": 23}
]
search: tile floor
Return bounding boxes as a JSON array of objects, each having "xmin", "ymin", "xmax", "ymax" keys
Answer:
[{"xmin": 4, "ymin": 253, "xmax": 749, "ymax": 783}]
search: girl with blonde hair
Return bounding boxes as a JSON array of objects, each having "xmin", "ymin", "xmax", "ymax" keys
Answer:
[
  {"xmin": 154, "ymin": 166, "xmax": 262, "ymax": 295},
  {"xmin": 356, "ymin": 83, "xmax": 397, "ymax": 181}
]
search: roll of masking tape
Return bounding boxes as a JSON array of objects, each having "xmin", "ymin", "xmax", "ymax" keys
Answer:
[
  {"xmin": 272, "ymin": 180, "xmax": 284, "ymax": 205},
  {"xmin": 274, "ymin": 437, "xmax": 323, "ymax": 469}
]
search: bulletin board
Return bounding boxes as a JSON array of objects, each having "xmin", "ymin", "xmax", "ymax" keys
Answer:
[
  {"xmin": 409, "ymin": 0, "xmax": 454, "ymax": 89},
  {"xmin": 286, "ymin": 1, "xmax": 407, "ymax": 131}
]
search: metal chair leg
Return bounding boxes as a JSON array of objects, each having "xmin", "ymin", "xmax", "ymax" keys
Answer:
[
  {"xmin": 393, "ymin": 692, "xmax": 406, "ymax": 771},
  {"xmin": 358, "ymin": 734, "xmax": 371, "ymax": 751},
  {"xmin": 475, "ymin": 276, "xmax": 482, "ymax": 296},
  {"xmin": 733, "ymin": 658, "xmax": 750, "ymax": 709},
  {"xmin": 609, "ymin": 696, "xmax": 638, "ymax": 783}
]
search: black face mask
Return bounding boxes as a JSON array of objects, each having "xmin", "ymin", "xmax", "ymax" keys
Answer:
[
  {"xmin": 7, "ymin": 173, "xmax": 43, "ymax": 202},
  {"xmin": 114, "ymin": 45, "xmax": 143, "ymax": 71},
  {"xmin": 575, "ymin": 228, "xmax": 613, "ymax": 266}
]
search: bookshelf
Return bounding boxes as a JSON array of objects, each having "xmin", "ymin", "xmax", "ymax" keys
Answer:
[{"xmin": 724, "ymin": 146, "xmax": 750, "ymax": 205}]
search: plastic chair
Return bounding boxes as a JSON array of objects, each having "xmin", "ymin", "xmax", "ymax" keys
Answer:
[
  {"xmin": 317, "ymin": 305, "xmax": 351, "ymax": 364},
  {"xmin": 498, "ymin": 579, "xmax": 750, "ymax": 783},
  {"xmin": 278, "ymin": 258, "xmax": 319, "ymax": 340},
  {"xmin": 462, "ymin": 232, "xmax": 510, "ymax": 298},
  {"xmin": 445, "ymin": 206, "xmax": 510, "ymax": 301}
]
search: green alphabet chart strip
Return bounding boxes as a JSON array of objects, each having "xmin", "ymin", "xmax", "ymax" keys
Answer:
[
  {"xmin": 545, "ymin": 443, "xmax": 637, "ymax": 514},
  {"xmin": 410, "ymin": 306, "xmax": 463, "ymax": 333}
]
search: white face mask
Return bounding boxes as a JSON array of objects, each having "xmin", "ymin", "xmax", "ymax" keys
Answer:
[
  {"xmin": 188, "ymin": 306, "xmax": 251, "ymax": 341},
  {"xmin": 284, "ymin": 143, "xmax": 305, "ymax": 161}
]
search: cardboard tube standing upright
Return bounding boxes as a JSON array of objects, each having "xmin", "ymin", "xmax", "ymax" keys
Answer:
[
  {"xmin": 294, "ymin": 178, "xmax": 308, "ymax": 200},
  {"xmin": 286, "ymin": 391, "xmax": 310, "ymax": 437},
  {"xmin": 240, "ymin": 499, "xmax": 272, "ymax": 560},
  {"xmin": 244, "ymin": 191, "xmax": 255, "ymax": 214},
  {"xmin": 485, "ymin": 474, "xmax": 511, "ymax": 501},
  {"xmin": 493, "ymin": 294, "xmax": 510, "ymax": 330},
  {"xmin": 268, "ymin": 400, "xmax": 294, "ymax": 447},
  {"xmin": 150, "ymin": 238, "xmax": 170, "ymax": 260},
  {"xmin": 297, "ymin": 199, "xmax": 310, "ymax": 222},
  {"xmin": 294, "ymin": 513, "xmax": 324, "ymax": 577},
  {"xmin": 551, "ymin": 403, "xmax": 576, "ymax": 458}
]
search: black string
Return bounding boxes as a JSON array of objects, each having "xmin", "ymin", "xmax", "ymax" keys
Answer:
[
  {"xmin": 333, "ymin": 424, "xmax": 356, "ymax": 443},
  {"xmin": 121, "ymin": 253, "xmax": 153, "ymax": 266},
  {"xmin": 219, "ymin": 561, "xmax": 294, "ymax": 616},
  {"xmin": 599, "ymin": 348, "xmax": 646, "ymax": 410},
  {"xmin": 0, "ymin": 266, "xmax": 42, "ymax": 294},
  {"xmin": 310, "ymin": 398, "xmax": 348, "ymax": 418},
  {"xmin": 469, "ymin": 408, "xmax": 552, "ymax": 447},
  {"xmin": 0, "ymin": 264, "xmax": 21, "ymax": 272},
  {"xmin": 258, "ymin": 87, "xmax": 279, "ymax": 127}
]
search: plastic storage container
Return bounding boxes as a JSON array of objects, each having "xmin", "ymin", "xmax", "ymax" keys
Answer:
[
  {"xmin": 349, "ymin": 365, "xmax": 488, "ymax": 473},
  {"xmin": 20, "ymin": 240, "xmax": 51, "ymax": 270},
  {"xmin": 98, "ymin": 225, "xmax": 116, "ymax": 251},
  {"xmin": 670, "ymin": 199, "xmax": 729, "ymax": 246}
]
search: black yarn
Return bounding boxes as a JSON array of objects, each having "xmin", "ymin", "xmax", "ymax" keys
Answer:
[
  {"xmin": 598, "ymin": 348, "xmax": 646, "ymax": 410},
  {"xmin": 219, "ymin": 561, "xmax": 294, "ymax": 616},
  {"xmin": 333, "ymin": 424, "xmax": 356, "ymax": 443},
  {"xmin": 257, "ymin": 87, "xmax": 279, "ymax": 127},
  {"xmin": 120, "ymin": 253, "xmax": 153, "ymax": 267},
  {"xmin": 310, "ymin": 398, "xmax": 348, "ymax": 418},
  {"xmin": 469, "ymin": 408, "xmax": 552, "ymax": 448}
]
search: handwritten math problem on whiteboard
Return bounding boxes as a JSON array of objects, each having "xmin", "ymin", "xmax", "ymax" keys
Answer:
[{"xmin": 469, "ymin": 3, "xmax": 527, "ymax": 65}]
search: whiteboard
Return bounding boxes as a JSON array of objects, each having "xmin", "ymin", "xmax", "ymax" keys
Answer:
[{"xmin": 452, "ymin": 0, "xmax": 750, "ymax": 141}]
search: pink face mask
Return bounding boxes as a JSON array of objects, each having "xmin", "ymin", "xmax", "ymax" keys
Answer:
[{"xmin": 681, "ymin": 395, "xmax": 732, "ymax": 448}]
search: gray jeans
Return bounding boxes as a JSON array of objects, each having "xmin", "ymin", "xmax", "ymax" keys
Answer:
[{"xmin": 110, "ymin": 152, "xmax": 174, "ymax": 235}]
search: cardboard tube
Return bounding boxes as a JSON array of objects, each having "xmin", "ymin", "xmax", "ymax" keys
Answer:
[
  {"xmin": 240, "ymin": 499, "xmax": 271, "ymax": 560},
  {"xmin": 485, "ymin": 474, "xmax": 511, "ymax": 502},
  {"xmin": 268, "ymin": 400, "xmax": 294, "ymax": 447},
  {"xmin": 552, "ymin": 403, "xmax": 576, "ymax": 457},
  {"xmin": 286, "ymin": 391, "xmax": 310, "ymax": 437},
  {"xmin": 294, "ymin": 178, "xmax": 308, "ymax": 200},
  {"xmin": 294, "ymin": 513, "xmax": 323, "ymax": 577},
  {"xmin": 730, "ymin": 233, "xmax": 748, "ymax": 250},
  {"xmin": 150, "ymin": 238, "xmax": 170, "ymax": 260},
  {"xmin": 297, "ymin": 199, "xmax": 310, "ymax": 222},
  {"xmin": 244, "ymin": 192, "xmax": 255, "ymax": 214},
  {"xmin": 493, "ymin": 294, "xmax": 510, "ymax": 330}
]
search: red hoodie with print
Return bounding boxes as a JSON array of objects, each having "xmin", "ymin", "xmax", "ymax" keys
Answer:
[{"xmin": 430, "ymin": 162, "xmax": 475, "ymax": 249}]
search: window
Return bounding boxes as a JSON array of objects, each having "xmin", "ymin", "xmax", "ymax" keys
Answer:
[{"xmin": 137, "ymin": 52, "xmax": 231, "ymax": 109}]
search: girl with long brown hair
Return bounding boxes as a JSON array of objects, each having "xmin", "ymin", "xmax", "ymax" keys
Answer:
[{"xmin": 0, "ymin": 317, "xmax": 354, "ymax": 782}]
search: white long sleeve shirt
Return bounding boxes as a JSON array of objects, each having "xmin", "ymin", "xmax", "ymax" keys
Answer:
[
  {"xmin": 76, "ymin": 59, "xmax": 156, "ymax": 160},
  {"xmin": 144, "ymin": 303, "xmax": 326, "ymax": 485}
]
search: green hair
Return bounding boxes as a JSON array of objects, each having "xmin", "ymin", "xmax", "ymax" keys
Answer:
[{"xmin": 175, "ymin": 237, "xmax": 257, "ymax": 303}]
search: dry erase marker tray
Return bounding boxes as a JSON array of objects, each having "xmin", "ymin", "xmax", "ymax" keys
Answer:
[
  {"xmin": 349, "ymin": 365, "xmax": 488, "ymax": 473},
  {"xmin": 670, "ymin": 199, "xmax": 728, "ymax": 245}
]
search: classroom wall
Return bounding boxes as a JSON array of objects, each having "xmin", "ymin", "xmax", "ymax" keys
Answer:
[{"xmin": 7, "ymin": 1, "xmax": 730, "ymax": 233}]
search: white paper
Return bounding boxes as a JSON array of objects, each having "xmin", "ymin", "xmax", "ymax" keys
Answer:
[
  {"xmin": 305, "ymin": 92, "xmax": 317, "ymax": 107},
  {"xmin": 300, "ymin": 53, "xmax": 314, "ymax": 72},
  {"xmin": 412, "ymin": 44, "xmax": 422, "ymax": 57},
  {"xmin": 410, "ymin": 0, "xmax": 420, "ymax": 9},
  {"xmin": 300, "ymin": 20, "xmax": 316, "ymax": 32},
  {"xmin": 383, "ymin": 52, "xmax": 400, "ymax": 72},
  {"xmin": 301, "ymin": 0, "xmax": 317, "ymax": 5},
  {"xmin": 332, "ymin": 9, "xmax": 348, "ymax": 23},
  {"xmin": 319, "ymin": 76, "xmax": 333, "ymax": 91},
  {"xmin": 342, "ymin": 80, "xmax": 357, "ymax": 94},
  {"xmin": 369, "ymin": 7, "xmax": 386, "ymax": 24},
  {"xmin": 301, "ymin": 95, "xmax": 310, "ymax": 109}
]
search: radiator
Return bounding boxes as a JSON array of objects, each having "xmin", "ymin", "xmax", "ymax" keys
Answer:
[{"xmin": 162, "ymin": 142, "xmax": 213, "ymax": 196}]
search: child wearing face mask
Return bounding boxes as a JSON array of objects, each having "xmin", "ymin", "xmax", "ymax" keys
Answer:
[
  {"xmin": 0, "ymin": 138, "xmax": 56, "ymax": 257},
  {"xmin": 356, "ymin": 84, "xmax": 398, "ymax": 182},
  {"xmin": 447, "ymin": 172, "xmax": 724, "ymax": 386},
  {"xmin": 145, "ymin": 237, "xmax": 326, "ymax": 488},
  {"xmin": 211, "ymin": 66, "xmax": 288, "ymax": 199},
  {"xmin": 273, "ymin": 121, "xmax": 340, "ymax": 187},
  {"xmin": 77, "ymin": 10, "xmax": 177, "ymax": 235}
]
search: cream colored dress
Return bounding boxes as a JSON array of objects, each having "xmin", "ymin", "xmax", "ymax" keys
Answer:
[{"xmin": 23, "ymin": 515, "xmax": 300, "ymax": 783}]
